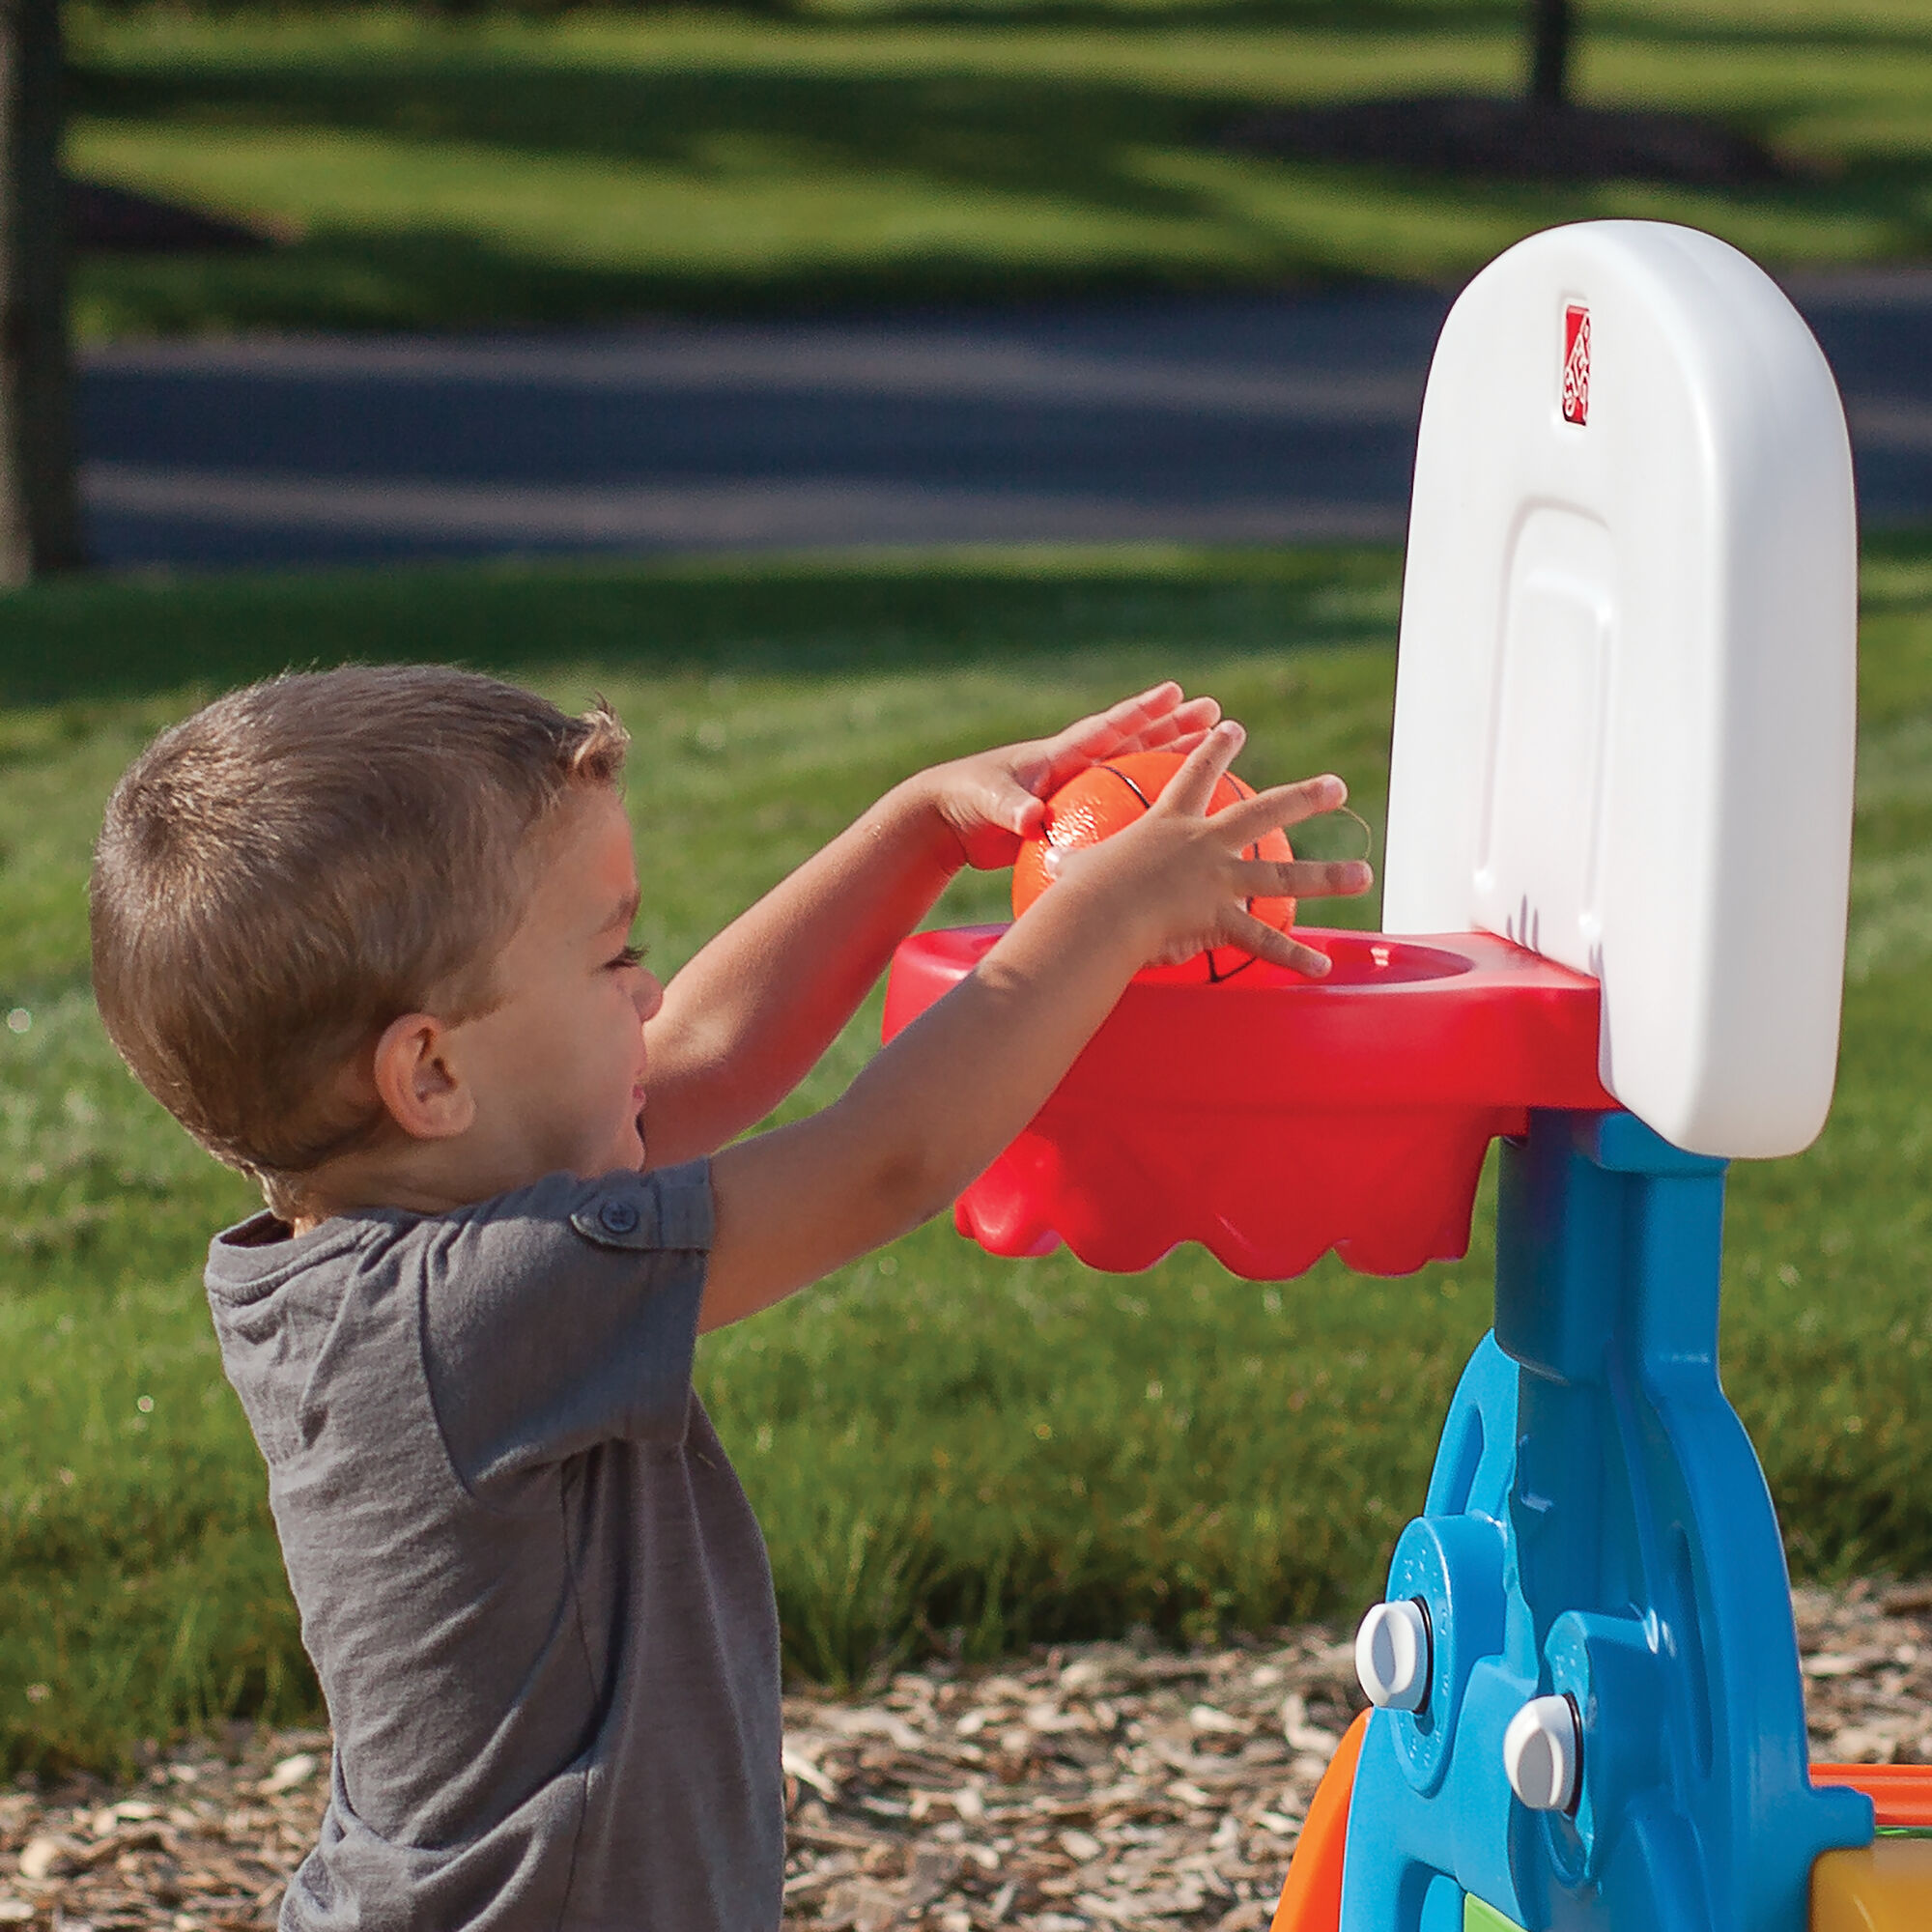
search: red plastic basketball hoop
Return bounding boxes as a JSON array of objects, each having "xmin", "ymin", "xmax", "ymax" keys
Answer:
[{"xmin": 882, "ymin": 927, "xmax": 1613, "ymax": 1279}]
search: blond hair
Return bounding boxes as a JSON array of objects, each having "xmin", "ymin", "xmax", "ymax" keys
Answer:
[{"xmin": 91, "ymin": 665, "xmax": 630, "ymax": 1217}]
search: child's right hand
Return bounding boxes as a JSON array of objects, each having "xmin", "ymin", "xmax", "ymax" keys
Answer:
[{"xmin": 1033, "ymin": 721, "xmax": 1372, "ymax": 979}]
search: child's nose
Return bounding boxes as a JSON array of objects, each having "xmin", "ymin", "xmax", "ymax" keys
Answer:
[{"xmin": 635, "ymin": 971, "xmax": 665, "ymax": 1024}]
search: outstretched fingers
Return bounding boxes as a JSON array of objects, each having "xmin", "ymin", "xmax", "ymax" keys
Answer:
[
  {"xmin": 1158, "ymin": 720, "xmax": 1247, "ymax": 816},
  {"xmin": 1218, "ymin": 908, "xmax": 1342, "ymax": 979},
  {"xmin": 1125, "ymin": 694, "xmax": 1221, "ymax": 755},
  {"xmin": 1216, "ymin": 773, "xmax": 1350, "ymax": 842},
  {"xmin": 1233, "ymin": 855, "xmax": 1375, "ymax": 902},
  {"xmin": 1045, "ymin": 683, "xmax": 1222, "ymax": 775},
  {"xmin": 1047, "ymin": 682, "xmax": 1179, "ymax": 761}
]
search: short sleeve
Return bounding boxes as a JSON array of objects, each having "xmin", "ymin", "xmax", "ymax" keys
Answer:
[{"xmin": 418, "ymin": 1162, "xmax": 713, "ymax": 1497}]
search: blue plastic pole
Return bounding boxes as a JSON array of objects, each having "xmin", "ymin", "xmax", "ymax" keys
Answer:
[{"xmin": 1340, "ymin": 1111, "xmax": 1870, "ymax": 1932}]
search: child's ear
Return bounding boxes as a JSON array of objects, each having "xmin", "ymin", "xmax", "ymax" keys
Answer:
[{"xmin": 370, "ymin": 1012, "xmax": 474, "ymax": 1143}]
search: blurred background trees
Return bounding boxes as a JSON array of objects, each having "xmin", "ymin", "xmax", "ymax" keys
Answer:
[
  {"xmin": 1531, "ymin": 0, "xmax": 1576, "ymax": 107},
  {"xmin": 0, "ymin": 0, "xmax": 82, "ymax": 582}
]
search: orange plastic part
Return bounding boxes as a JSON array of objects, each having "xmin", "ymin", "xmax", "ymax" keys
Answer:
[
  {"xmin": 1270, "ymin": 1712, "xmax": 1369, "ymax": 1932},
  {"xmin": 882, "ymin": 925, "xmax": 1612, "ymax": 1279},
  {"xmin": 1810, "ymin": 1762, "xmax": 1932, "ymax": 1828}
]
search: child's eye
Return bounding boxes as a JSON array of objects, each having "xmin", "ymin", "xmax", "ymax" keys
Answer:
[{"xmin": 609, "ymin": 943, "xmax": 646, "ymax": 971}]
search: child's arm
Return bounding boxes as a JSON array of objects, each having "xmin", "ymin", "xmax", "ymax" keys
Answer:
[
  {"xmin": 641, "ymin": 682, "xmax": 1221, "ymax": 1167},
  {"xmin": 697, "ymin": 724, "xmax": 1372, "ymax": 1332}
]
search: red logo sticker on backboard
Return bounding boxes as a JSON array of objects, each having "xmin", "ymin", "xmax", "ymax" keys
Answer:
[{"xmin": 1562, "ymin": 303, "xmax": 1591, "ymax": 425}]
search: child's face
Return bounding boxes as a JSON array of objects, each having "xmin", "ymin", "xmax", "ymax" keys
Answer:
[{"xmin": 440, "ymin": 787, "xmax": 664, "ymax": 1191}]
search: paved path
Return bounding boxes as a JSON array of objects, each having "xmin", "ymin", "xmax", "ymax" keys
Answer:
[{"xmin": 78, "ymin": 273, "xmax": 1932, "ymax": 569}]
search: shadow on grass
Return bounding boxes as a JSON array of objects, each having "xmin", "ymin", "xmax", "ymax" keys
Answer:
[
  {"xmin": 9, "ymin": 532, "xmax": 1924, "ymax": 714},
  {"xmin": 861, "ymin": 0, "xmax": 1932, "ymax": 56},
  {"xmin": 66, "ymin": 1, "xmax": 1932, "ymax": 329},
  {"xmin": 0, "ymin": 551, "xmax": 1405, "ymax": 709}
]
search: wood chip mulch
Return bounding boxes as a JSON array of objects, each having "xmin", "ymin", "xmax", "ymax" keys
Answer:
[{"xmin": 5, "ymin": 1579, "xmax": 1930, "ymax": 1932}]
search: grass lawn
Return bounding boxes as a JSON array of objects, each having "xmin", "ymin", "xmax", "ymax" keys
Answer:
[
  {"xmin": 64, "ymin": 0, "xmax": 1932, "ymax": 337},
  {"xmin": 3, "ymin": 538, "xmax": 1932, "ymax": 1778}
]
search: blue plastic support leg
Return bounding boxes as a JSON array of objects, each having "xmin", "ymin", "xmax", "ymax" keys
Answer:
[{"xmin": 1339, "ymin": 1110, "xmax": 1872, "ymax": 1932}]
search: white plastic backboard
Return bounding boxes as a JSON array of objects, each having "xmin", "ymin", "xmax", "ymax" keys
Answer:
[{"xmin": 1381, "ymin": 221, "xmax": 1857, "ymax": 1158}]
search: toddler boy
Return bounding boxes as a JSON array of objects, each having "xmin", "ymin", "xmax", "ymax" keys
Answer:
[{"xmin": 89, "ymin": 663, "xmax": 1368, "ymax": 1930}]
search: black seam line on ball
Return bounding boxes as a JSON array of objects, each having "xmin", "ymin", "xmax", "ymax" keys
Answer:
[
  {"xmin": 1097, "ymin": 762, "xmax": 1155, "ymax": 811},
  {"xmin": 1206, "ymin": 951, "xmax": 1257, "ymax": 983}
]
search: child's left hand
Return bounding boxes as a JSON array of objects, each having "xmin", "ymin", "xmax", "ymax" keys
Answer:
[{"xmin": 923, "ymin": 682, "xmax": 1224, "ymax": 871}]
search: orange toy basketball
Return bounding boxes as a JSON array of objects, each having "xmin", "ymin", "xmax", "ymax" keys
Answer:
[{"xmin": 1011, "ymin": 749, "xmax": 1294, "ymax": 983}]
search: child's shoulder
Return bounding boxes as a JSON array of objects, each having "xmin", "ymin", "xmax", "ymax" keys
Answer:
[{"xmin": 209, "ymin": 1162, "xmax": 709, "ymax": 1277}]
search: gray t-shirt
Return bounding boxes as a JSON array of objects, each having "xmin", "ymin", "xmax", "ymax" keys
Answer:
[{"xmin": 204, "ymin": 1163, "xmax": 782, "ymax": 1932}]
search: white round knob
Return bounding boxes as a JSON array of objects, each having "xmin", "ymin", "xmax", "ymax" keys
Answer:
[
  {"xmin": 1354, "ymin": 1600, "xmax": 1432, "ymax": 1712},
  {"xmin": 1503, "ymin": 1695, "xmax": 1580, "ymax": 1812}
]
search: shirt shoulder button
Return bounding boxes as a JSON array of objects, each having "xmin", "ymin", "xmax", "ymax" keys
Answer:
[{"xmin": 598, "ymin": 1197, "xmax": 641, "ymax": 1236}]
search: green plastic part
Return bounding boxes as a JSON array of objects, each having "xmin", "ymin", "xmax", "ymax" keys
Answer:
[{"xmin": 1464, "ymin": 1896, "xmax": 1528, "ymax": 1932}]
